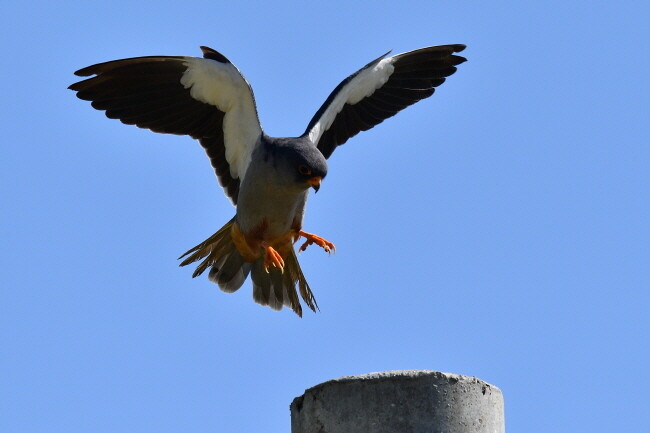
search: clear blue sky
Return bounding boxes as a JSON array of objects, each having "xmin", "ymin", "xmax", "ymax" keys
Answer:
[{"xmin": 2, "ymin": 1, "xmax": 649, "ymax": 432}]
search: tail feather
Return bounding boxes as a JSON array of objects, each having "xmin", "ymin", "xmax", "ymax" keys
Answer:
[
  {"xmin": 284, "ymin": 247, "xmax": 318, "ymax": 312},
  {"xmin": 178, "ymin": 218, "xmax": 235, "ymax": 277},
  {"xmin": 208, "ymin": 253, "xmax": 252, "ymax": 293},
  {"xmin": 179, "ymin": 218, "xmax": 319, "ymax": 316},
  {"xmin": 271, "ymin": 269, "xmax": 286, "ymax": 309},
  {"xmin": 251, "ymin": 262, "xmax": 291, "ymax": 313},
  {"xmin": 251, "ymin": 259, "xmax": 272, "ymax": 306},
  {"xmin": 250, "ymin": 247, "xmax": 318, "ymax": 317},
  {"xmin": 179, "ymin": 218, "xmax": 250, "ymax": 293}
]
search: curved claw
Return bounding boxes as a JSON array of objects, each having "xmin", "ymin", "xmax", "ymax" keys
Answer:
[
  {"xmin": 298, "ymin": 231, "xmax": 336, "ymax": 254},
  {"xmin": 263, "ymin": 245, "xmax": 285, "ymax": 273}
]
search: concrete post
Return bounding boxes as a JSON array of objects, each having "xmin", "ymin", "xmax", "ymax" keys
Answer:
[{"xmin": 290, "ymin": 370, "xmax": 504, "ymax": 433}]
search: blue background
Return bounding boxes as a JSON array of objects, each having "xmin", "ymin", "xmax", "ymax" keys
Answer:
[{"xmin": 2, "ymin": 1, "xmax": 649, "ymax": 432}]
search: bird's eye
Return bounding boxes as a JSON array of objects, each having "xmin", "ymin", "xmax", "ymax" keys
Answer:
[{"xmin": 298, "ymin": 164, "xmax": 312, "ymax": 176}]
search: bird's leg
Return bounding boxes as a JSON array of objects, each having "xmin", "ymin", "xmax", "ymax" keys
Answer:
[
  {"xmin": 298, "ymin": 231, "xmax": 335, "ymax": 253},
  {"xmin": 231, "ymin": 221, "xmax": 261, "ymax": 262},
  {"xmin": 263, "ymin": 243, "xmax": 285, "ymax": 273}
]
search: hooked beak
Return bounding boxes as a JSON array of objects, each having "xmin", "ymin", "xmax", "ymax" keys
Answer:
[{"xmin": 308, "ymin": 176, "xmax": 322, "ymax": 192}]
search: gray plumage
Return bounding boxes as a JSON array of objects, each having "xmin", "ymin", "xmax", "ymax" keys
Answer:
[
  {"xmin": 237, "ymin": 136, "xmax": 326, "ymax": 235},
  {"xmin": 69, "ymin": 44, "xmax": 466, "ymax": 316}
]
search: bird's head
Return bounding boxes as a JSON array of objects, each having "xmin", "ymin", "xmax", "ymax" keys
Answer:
[
  {"xmin": 269, "ymin": 138, "xmax": 328, "ymax": 193},
  {"xmin": 295, "ymin": 158, "xmax": 327, "ymax": 193},
  {"xmin": 293, "ymin": 146, "xmax": 327, "ymax": 192}
]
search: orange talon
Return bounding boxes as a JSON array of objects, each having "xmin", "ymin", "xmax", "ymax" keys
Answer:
[
  {"xmin": 263, "ymin": 244, "xmax": 285, "ymax": 273},
  {"xmin": 298, "ymin": 231, "xmax": 336, "ymax": 254}
]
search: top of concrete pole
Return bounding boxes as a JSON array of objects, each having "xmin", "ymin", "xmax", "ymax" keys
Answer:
[{"xmin": 291, "ymin": 370, "xmax": 504, "ymax": 433}]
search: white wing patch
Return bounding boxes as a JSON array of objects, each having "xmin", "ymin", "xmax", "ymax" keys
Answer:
[
  {"xmin": 308, "ymin": 57, "xmax": 395, "ymax": 145},
  {"xmin": 180, "ymin": 57, "xmax": 262, "ymax": 180}
]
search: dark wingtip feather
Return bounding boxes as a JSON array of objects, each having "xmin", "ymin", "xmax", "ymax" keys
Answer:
[
  {"xmin": 72, "ymin": 68, "xmax": 90, "ymax": 77},
  {"xmin": 73, "ymin": 63, "xmax": 103, "ymax": 77},
  {"xmin": 69, "ymin": 69, "xmax": 96, "ymax": 89},
  {"xmin": 450, "ymin": 45, "xmax": 467, "ymax": 64},
  {"xmin": 450, "ymin": 55, "xmax": 468, "ymax": 66},
  {"xmin": 200, "ymin": 46, "xmax": 231, "ymax": 64}
]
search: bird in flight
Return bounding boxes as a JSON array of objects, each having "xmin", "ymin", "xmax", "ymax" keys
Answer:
[{"xmin": 69, "ymin": 44, "xmax": 466, "ymax": 316}]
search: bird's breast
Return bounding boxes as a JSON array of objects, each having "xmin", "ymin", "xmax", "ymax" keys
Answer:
[{"xmin": 236, "ymin": 190, "xmax": 303, "ymax": 241}]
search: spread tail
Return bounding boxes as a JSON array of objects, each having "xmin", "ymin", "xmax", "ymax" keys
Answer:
[{"xmin": 178, "ymin": 218, "xmax": 318, "ymax": 317}]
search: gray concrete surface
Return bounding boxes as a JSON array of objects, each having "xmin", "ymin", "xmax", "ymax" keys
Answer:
[{"xmin": 290, "ymin": 370, "xmax": 504, "ymax": 433}]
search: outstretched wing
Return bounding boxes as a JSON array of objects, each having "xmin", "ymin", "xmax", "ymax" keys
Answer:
[
  {"xmin": 304, "ymin": 44, "xmax": 466, "ymax": 159},
  {"xmin": 69, "ymin": 46, "xmax": 262, "ymax": 204}
]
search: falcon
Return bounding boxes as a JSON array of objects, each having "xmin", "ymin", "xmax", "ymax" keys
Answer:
[{"xmin": 69, "ymin": 44, "xmax": 467, "ymax": 316}]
